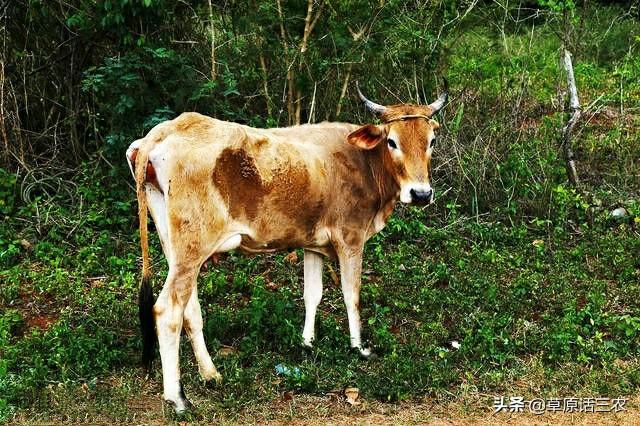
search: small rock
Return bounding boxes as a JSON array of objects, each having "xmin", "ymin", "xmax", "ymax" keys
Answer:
[
  {"xmin": 610, "ymin": 207, "xmax": 627, "ymax": 219},
  {"xmin": 398, "ymin": 264, "xmax": 407, "ymax": 272}
]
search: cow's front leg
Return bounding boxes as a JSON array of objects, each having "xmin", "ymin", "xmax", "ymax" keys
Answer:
[
  {"xmin": 184, "ymin": 283, "xmax": 222, "ymax": 384},
  {"xmin": 302, "ymin": 250, "xmax": 323, "ymax": 347},
  {"xmin": 337, "ymin": 248, "xmax": 372, "ymax": 358},
  {"xmin": 154, "ymin": 266, "xmax": 197, "ymax": 413}
]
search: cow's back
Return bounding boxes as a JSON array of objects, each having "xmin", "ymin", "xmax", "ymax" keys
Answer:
[{"xmin": 144, "ymin": 113, "xmax": 373, "ymax": 255}]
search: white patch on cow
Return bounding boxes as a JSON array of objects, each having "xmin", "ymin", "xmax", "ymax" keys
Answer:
[
  {"xmin": 400, "ymin": 182, "xmax": 433, "ymax": 204},
  {"xmin": 302, "ymin": 250, "xmax": 323, "ymax": 347},
  {"xmin": 184, "ymin": 286, "xmax": 222, "ymax": 383},
  {"xmin": 146, "ymin": 186, "xmax": 168, "ymax": 250},
  {"xmin": 154, "ymin": 281, "xmax": 188, "ymax": 411},
  {"xmin": 217, "ymin": 234, "xmax": 242, "ymax": 252},
  {"xmin": 338, "ymin": 252, "xmax": 365, "ymax": 352},
  {"xmin": 148, "ymin": 142, "xmax": 171, "ymax": 192}
]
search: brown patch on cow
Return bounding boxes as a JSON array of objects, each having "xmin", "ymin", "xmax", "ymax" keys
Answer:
[
  {"xmin": 213, "ymin": 148, "xmax": 267, "ymax": 220},
  {"xmin": 213, "ymin": 148, "xmax": 326, "ymax": 236},
  {"xmin": 270, "ymin": 164, "xmax": 324, "ymax": 232},
  {"xmin": 253, "ymin": 137, "xmax": 268, "ymax": 148}
]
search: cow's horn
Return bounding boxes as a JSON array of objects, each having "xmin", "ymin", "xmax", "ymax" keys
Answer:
[
  {"xmin": 356, "ymin": 82, "xmax": 387, "ymax": 115},
  {"xmin": 427, "ymin": 77, "xmax": 449, "ymax": 115}
]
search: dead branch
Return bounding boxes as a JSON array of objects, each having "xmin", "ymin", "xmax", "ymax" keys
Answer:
[
  {"xmin": 1, "ymin": 44, "xmax": 7, "ymax": 162},
  {"xmin": 259, "ymin": 52, "xmax": 272, "ymax": 116},
  {"xmin": 300, "ymin": 0, "xmax": 315, "ymax": 54},
  {"xmin": 335, "ymin": 63, "xmax": 353, "ymax": 118},
  {"xmin": 559, "ymin": 49, "xmax": 581, "ymax": 187},
  {"xmin": 207, "ymin": 0, "xmax": 216, "ymax": 81}
]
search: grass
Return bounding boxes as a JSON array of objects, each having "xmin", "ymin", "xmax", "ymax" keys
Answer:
[{"xmin": 1, "ymin": 5, "xmax": 640, "ymax": 424}]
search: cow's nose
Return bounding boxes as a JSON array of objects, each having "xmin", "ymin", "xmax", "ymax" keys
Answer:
[{"xmin": 410, "ymin": 188, "xmax": 433, "ymax": 204}]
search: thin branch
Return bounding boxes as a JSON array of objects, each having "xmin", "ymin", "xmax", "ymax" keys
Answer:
[
  {"xmin": 207, "ymin": 0, "xmax": 216, "ymax": 81},
  {"xmin": 259, "ymin": 52, "xmax": 272, "ymax": 116},
  {"xmin": 335, "ymin": 63, "xmax": 353, "ymax": 118}
]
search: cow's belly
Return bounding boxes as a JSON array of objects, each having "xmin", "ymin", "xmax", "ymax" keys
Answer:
[
  {"xmin": 238, "ymin": 225, "xmax": 330, "ymax": 252},
  {"xmin": 212, "ymin": 220, "xmax": 333, "ymax": 258}
]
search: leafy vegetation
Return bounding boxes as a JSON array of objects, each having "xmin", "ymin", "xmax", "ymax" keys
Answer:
[{"xmin": 1, "ymin": 0, "xmax": 639, "ymax": 423}]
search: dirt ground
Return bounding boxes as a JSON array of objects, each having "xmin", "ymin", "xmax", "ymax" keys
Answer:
[
  {"xmin": 116, "ymin": 392, "xmax": 640, "ymax": 425},
  {"xmin": 10, "ymin": 390, "xmax": 638, "ymax": 425}
]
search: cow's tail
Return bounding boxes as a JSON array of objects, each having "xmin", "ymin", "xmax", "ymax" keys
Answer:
[{"xmin": 134, "ymin": 143, "xmax": 156, "ymax": 372}]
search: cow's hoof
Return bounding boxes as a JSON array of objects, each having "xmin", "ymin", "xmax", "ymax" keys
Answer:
[
  {"xmin": 165, "ymin": 396, "xmax": 194, "ymax": 414},
  {"xmin": 353, "ymin": 346, "xmax": 377, "ymax": 360},
  {"xmin": 202, "ymin": 368, "xmax": 223, "ymax": 384}
]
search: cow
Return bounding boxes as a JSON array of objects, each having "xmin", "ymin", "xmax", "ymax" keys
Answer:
[{"xmin": 126, "ymin": 83, "xmax": 447, "ymax": 412}]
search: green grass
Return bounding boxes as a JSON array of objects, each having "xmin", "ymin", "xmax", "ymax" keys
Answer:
[{"xmin": 1, "ymin": 6, "xmax": 640, "ymax": 423}]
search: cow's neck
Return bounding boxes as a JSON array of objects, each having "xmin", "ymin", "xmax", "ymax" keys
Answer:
[{"xmin": 364, "ymin": 145, "xmax": 400, "ymax": 216}]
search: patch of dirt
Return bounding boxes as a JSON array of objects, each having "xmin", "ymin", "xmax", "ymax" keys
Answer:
[
  {"xmin": 14, "ymin": 288, "xmax": 60, "ymax": 334},
  {"xmin": 245, "ymin": 394, "xmax": 640, "ymax": 425},
  {"xmin": 25, "ymin": 314, "xmax": 57, "ymax": 330}
]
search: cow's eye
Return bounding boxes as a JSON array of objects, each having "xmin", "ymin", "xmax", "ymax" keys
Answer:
[
  {"xmin": 387, "ymin": 138, "xmax": 398, "ymax": 150},
  {"xmin": 430, "ymin": 137, "xmax": 436, "ymax": 149}
]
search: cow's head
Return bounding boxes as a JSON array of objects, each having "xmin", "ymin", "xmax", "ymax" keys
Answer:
[{"xmin": 348, "ymin": 81, "xmax": 447, "ymax": 205}]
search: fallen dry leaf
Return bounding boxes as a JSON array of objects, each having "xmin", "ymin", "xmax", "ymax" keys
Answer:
[
  {"xmin": 284, "ymin": 251, "xmax": 298, "ymax": 263},
  {"xmin": 344, "ymin": 387, "xmax": 360, "ymax": 406},
  {"xmin": 217, "ymin": 346, "xmax": 238, "ymax": 357},
  {"xmin": 266, "ymin": 281, "xmax": 280, "ymax": 291}
]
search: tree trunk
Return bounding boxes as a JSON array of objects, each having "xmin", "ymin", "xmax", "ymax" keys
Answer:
[{"xmin": 559, "ymin": 49, "xmax": 581, "ymax": 187}]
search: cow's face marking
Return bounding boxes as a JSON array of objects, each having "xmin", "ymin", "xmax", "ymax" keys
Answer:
[
  {"xmin": 383, "ymin": 115, "xmax": 440, "ymax": 205},
  {"xmin": 348, "ymin": 102, "xmax": 443, "ymax": 206}
]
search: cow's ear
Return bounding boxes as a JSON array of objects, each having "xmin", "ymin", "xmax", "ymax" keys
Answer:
[{"xmin": 347, "ymin": 124, "xmax": 387, "ymax": 150}]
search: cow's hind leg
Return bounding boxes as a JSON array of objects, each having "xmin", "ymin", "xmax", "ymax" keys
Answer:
[
  {"xmin": 184, "ymin": 284, "xmax": 222, "ymax": 383},
  {"xmin": 154, "ymin": 264, "xmax": 198, "ymax": 412},
  {"xmin": 302, "ymin": 250, "xmax": 323, "ymax": 347}
]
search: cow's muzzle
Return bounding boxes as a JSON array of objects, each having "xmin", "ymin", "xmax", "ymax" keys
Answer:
[{"xmin": 410, "ymin": 188, "xmax": 433, "ymax": 205}]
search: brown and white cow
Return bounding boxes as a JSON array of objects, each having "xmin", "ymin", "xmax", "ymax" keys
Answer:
[{"xmin": 127, "ymin": 84, "xmax": 447, "ymax": 412}]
